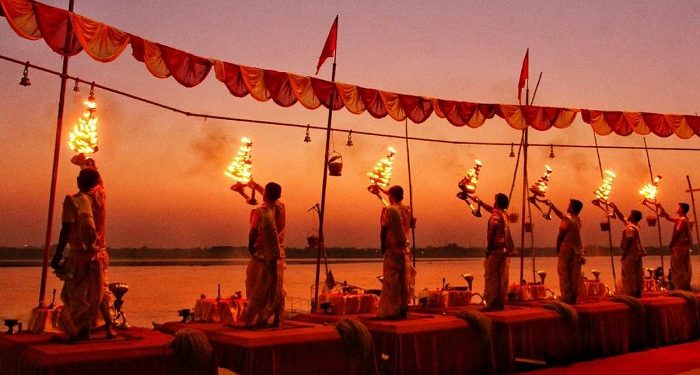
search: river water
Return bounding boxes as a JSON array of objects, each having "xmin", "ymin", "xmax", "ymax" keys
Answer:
[{"xmin": 2, "ymin": 256, "xmax": 699, "ymax": 327}]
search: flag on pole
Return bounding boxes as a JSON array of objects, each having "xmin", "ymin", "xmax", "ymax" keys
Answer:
[
  {"xmin": 316, "ymin": 16, "xmax": 338, "ymax": 75},
  {"xmin": 518, "ymin": 48, "xmax": 529, "ymax": 104}
]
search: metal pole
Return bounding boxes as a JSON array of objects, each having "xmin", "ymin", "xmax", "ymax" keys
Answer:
[
  {"xmin": 519, "ymin": 81, "xmax": 530, "ymax": 283},
  {"xmin": 642, "ymin": 138, "xmax": 665, "ymax": 273},
  {"xmin": 593, "ymin": 133, "xmax": 618, "ymax": 289},
  {"xmin": 312, "ymin": 57, "xmax": 336, "ymax": 313},
  {"xmin": 404, "ymin": 119, "xmax": 417, "ymax": 268},
  {"xmin": 685, "ymin": 176, "xmax": 700, "ymax": 253},
  {"xmin": 38, "ymin": 0, "xmax": 75, "ymax": 307},
  {"xmin": 527, "ymin": 73, "xmax": 542, "ymax": 283}
]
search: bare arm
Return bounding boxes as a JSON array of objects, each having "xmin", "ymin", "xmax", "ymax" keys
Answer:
[
  {"xmin": 609, "ymin": 203, "xmax": 625, "ymax": 223},
  {"xmin": 546, "ymin": 200, "xmax": 566, "ymax": 220},
  {"xmin": 473, "ymin": 196, "xmax": 494, "ymax": 213},
  {"xmin": 249, "ymin": 180, "xmax": 264, "ymax": 195},
  {"xmin": 51, "ymin": 223, "xmax": 72, "ymax": 269},
  {"xmin": 380, "ymin": 226, "xmax": 388, "ymax": 253},
  {"xmin": 657, "ymin": 203, "xmax": 674, "ymax": 222},
  {"xmin": 248, "ymin": 210, "xmax": 258, "ymax": 255}
]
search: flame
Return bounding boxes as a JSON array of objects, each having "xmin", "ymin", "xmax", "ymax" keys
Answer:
[
  {"xmin": 530, "ymin": 165, "xmax": 553, "ymax": 196},
  {"xmin": 594, "ymin": 170, "xmax": 616, "ymax": 201},
  {"xmin": 224, "ymin": 137, "xmax": 254, "ymax": 183},
  {"xmin": 68, "ymin": 97, "xmax": 99, "ymax": 154},
  {"xmin": 639, "ymin": 175, "xmax": 661, "ymax": 201},
  {"xmin": 368, "ymin": 146, "xmax": 397, "ymax": 188},
  {"xmin": 461, "ymin": 159, "xmax": 482, "ymax": 194}
]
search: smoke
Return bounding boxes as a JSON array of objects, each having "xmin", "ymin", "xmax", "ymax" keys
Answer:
[{"xmin": 188, "ymin": 123, "xmax": 232, "ymax": 176}]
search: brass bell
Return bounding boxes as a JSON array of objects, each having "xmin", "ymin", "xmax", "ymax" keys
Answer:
[
  {"xmin": 509, "ymin": 143, "xmax": 515, "ymax": 158},
  {"xmin": 19, "ymin": 62, "xmax": 31, "ymax": 87},
  {"xmin": 304, "ymin": 125, "xmax": 311, "ymax": 143}
]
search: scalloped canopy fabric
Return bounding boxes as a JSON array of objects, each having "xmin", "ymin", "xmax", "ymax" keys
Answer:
[{"xmin": 1, "ymin": 0, "xmax": 697, "ymax": 138}]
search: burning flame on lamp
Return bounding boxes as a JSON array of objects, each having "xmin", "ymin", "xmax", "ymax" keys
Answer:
[
  {"xmin": 530, "ymin": 165, "xmax": 553, "ymax": 197},
  {"xmin": 640, "ymin": 175, "xmax": 662, "ymax": 212},
  {"xmin": 528, "ymin": 165, "xmax": 554, "ymax": 220},
  {"xmin": 460, "ymin": 160, "xmax": 482, "ymax": 194},
  {"xmin": 68, "ymin": 93, "xmax": 99, "ymax": 154},
  {"xmin": 224, "ymin": 137, "xmax": 253, "ymax": 183},
  {"xmin": 595, "ymin": 170, "xmax": 616, "ymax": 201},
  {"xmin": 225, "ymin": 137, "xmax": 257, "ymax": 205},
  {"xmin": 640, "ymin": 175, "xmax": 661, "ymax": 201},
  {"xmin": 592, "ymin": 170, "xmax": 616, "ymax": 216},
  {"xmin": 367, "ymin": 147, "xmax": 397, "ymax": 205},
  {"xmin": 457, "ymin": 160, "xmax": 483, "ymax": 217}
]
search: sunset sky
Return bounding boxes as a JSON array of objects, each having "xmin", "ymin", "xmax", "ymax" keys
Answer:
[{"xmin": 1, "ymin": 0, "xmax": 698, "ymax": 250}]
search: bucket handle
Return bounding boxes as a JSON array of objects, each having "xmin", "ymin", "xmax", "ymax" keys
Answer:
[{"xmin": 470, "ymin": 292, "xmax": 485, "ymax": 305}]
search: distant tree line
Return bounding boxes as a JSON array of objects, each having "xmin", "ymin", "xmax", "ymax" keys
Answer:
[{"xmin": 0, "ymin": 244, "xmax": 673, "ymax": 261}]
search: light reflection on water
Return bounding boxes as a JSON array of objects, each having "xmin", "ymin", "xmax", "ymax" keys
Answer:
[{"xmin": 1, "ymin": 256, "xmax": 698, "ymax": 327}]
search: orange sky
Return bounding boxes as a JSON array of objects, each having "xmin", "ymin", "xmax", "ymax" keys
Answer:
[{"xmin": 0, "ymin": 0, "xmax": 699, "ymax": 249}]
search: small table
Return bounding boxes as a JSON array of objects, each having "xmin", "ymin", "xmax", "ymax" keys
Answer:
[{"xmin": 194, "ymin": 298, "xmax": 247, "ymax": 323}]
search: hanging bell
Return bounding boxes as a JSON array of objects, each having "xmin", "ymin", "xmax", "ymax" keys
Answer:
[
  {"xmin": 509, "ymin": 143, "xmax": 515, "ymax": 158},
  {"xmin": 549, "ymin": 144, "xmax": 555, "ymax": 159},
  {"xmin": 304, "ymin": 125, "xmax": 311, "ymax": 143},
  {"xmin": 19, "ymin": 62, "xmax": 31, "ymax": 87},
  {"xmin": 346, "ymin": 130, "xmax": 353, "ymax": 147},
  {"xmin": 73, "ymin": 78, "xmax": 80, "ymax": 92}
]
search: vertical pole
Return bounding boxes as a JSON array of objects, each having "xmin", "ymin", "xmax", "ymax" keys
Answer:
[
  {"xmin": 404, "ymin": 119, "xmax": 417, "ymax": 268},
  {"xmin": 313, "ymin": 57, "xmax": 336, "ymax": 313},
  {"xmin": 593, "ymin": 133, "xmax": 617, "ymax": 289},
  {"xmin": 527, "ymin": 171, "xmax": 536, "ymax": 283},
  {"xmin": 642, "ymin": 138, "xmax": 665, "ymax": 274},
  {"xmin": 519, "ymin": 83, "xmax": 530, "ymax": 283},
  {"xmin": 686, "ymin": 176, "xmax": 700, "ymax": 253},
  {"xmin": 38, "ymin": 0, "xmax": 75, "ymax": 307}
]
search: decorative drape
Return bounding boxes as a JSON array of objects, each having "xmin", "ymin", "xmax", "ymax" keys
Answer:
[{"xmin": 1, "ymin": 0, "xmax": 697, "ymax": 138}]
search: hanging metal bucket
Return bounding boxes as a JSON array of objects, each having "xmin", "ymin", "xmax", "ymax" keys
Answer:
[
  {"xmin": 328, "ymin": 152, "xmax": 343, "ymax": 176},
  {"xmin": 646, "ymin": 215, "xmax": 658, "ymax": 226},
  {"xmin": 508, "ymin": 212, "xmax": 520, "ymax": 223},
  {"xmin": 524, "ymin": 222, "xmax": 533, "ymax": 232},
  {"xmin": 307, "ymin": 230, "xmax": 319, "ymax": 248},
  {"xmin": 600, "ymin": 222, "xmax": 610, "ymax": 232}
]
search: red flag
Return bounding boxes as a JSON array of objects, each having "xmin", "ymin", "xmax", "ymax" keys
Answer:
[
  {"xmin": 518, "ymin": 49, "xmax": 529, "ymax": 104},
  {"xmin": 316, "ymin": 16, "xmax": 338, "ymax": 75}
]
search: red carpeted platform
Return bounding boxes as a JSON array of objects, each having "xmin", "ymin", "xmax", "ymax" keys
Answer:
[
  {"xmin": 156, "ymin": 320, "xmax": 376, "ymax": 375},
  {"xmin": 149, "ymin": 293, "xmax": 700, "ymax": 375},
  {"xmin": 0, "ymin": 327, "xmax": 201, "ymax": 375},
  {"xmin": 522, "ymin": 338, "xmax": 700, "ymax": 375}
]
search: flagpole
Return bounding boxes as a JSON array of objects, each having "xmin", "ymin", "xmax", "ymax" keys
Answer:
[
  {"xmin": 404, "ymin": 119, "xmax": 417, "ymax": 268},
  {"xmin": 528, "ymin": 72, "xmax": 542, "ymax": 283},
  {"xmin": 519, "ymin": 89, "xmax": 529, "ymax": 284},
  {"xmin": 312, "ymin": 54, "xmax": 337, "ymax": 313},
  {"xmin": 38, "ymin": 0, "xmax": 75, "ymax": 308},
  {"xmin": 643, "ymin": 138, "xmax": 665, "ymax": 274}
]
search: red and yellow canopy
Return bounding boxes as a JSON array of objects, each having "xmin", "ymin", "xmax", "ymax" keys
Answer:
[{"xmin": 2, "ymin": 0, "xmax": 698, "ymax": 138}]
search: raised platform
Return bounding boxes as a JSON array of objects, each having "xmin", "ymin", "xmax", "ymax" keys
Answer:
[
  {"xmin": 152, "ymin": 293, "xmax": 700, "ymax": 375},
  {"xmin": 155, "ymin": 320, "xmax": 376, "ymax": 375},
  {"xmin": 0, "ymin": 327, "xmax": 206, "ymax": 375}
]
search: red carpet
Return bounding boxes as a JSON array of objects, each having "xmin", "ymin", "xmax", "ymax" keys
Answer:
[{"xmin": 522, "ymin": 339, "xmax": 700, "ymax": 375}]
